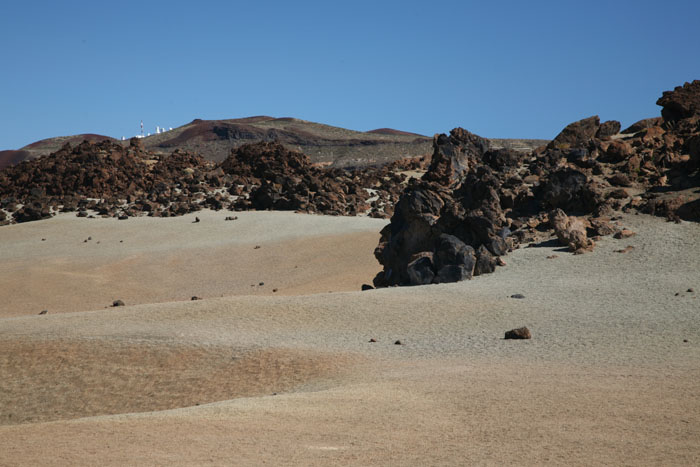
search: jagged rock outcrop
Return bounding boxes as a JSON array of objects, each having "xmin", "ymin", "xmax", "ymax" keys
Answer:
[
  {"xmin": 547, "ymin": 116, "xmax": 600, "ymax": 149},
  {"xmin": 657, "ymin": 80, "xmax": 700, "ymax": 122},
  {"xmin": 373, "ymin": 80, "xmax": 700, "ymax": 287},
  {"xmin": 219, "ymin": 141, "xmax": 410, "ymax": 217}
]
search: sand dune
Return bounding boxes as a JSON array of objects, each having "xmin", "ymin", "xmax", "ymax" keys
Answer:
[{"xmin": 0, "ymin": 211, "xmax": 699, "ymax": 465}]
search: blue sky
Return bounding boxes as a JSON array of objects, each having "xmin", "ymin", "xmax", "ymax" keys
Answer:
[{"xmin": 1, "ymin": 0, "xmax": 699, "ymax": 148}]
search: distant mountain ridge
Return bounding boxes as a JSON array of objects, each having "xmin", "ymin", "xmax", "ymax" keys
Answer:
[{"xmin": 0, "ymin": 118, "xmax": 549, "ymax": 170}]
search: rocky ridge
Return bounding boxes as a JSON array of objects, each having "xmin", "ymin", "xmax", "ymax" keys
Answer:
[
  {"xmin": 372, "ymin": 80, "xmax": 700, "ymax": 287},
  {"xmin": 0, "ymin": 138, "xmax": 426, "ymax": 224}
]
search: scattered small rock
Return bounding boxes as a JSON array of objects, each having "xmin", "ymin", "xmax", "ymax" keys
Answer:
[
  {"xmin": 258, "ymin": 282, "xmax": 264, "ymax": 286},
  {"xmin": 683, "ymin": 339, "xmax": 689, "ymax": 343},
  {"xmin": 675, "ymin": 292, "xmax": 680, "ymax": 296},
  {"xmin": 193, "ymin": 217, "xmax": 200, "ymax": 223},
  {"xmin": 272, "ymin": 288, "xmax": 278, "ymax": 293},
  {"xmin": 369, "ymin": 338, "xmax": 377, "ymax": 343},
  {"xmin": 39, "ymin": 310, "xmax": 48, "ymax": 315},
  {"xmin": 505, "ymin": 327, "xmax": 532, "ymax": 339},
  {"xmin": 361, "ymin": 284, "xmax": 374, "ymax": 291},
  {"xmin": 88, "ymin": 236, "xmax": 92, "ymax": 240},
  {"xmin": 614, "ymin": 229, "xmax": 636, "ymax": 239},
  {"xmin": 191, "ymin": 296, "xmax": 200, "ymax": 301},
  {"xmin": 254, "ymin": 245, "xmax": 261, "ymax": 249},
  {"xmin": 546, "ymin": 254, "xmax": 559, "ymax": 259},
  {"xmin": 688, "ymin": 288, "xmax": 695, "ymax": 293},
  {"xmin": 615, "ymin": 245, "xmax": 635, "ymax": 253},
  {"xmin": 112, "ymin": 300, "xmax": 125, "ymax": 307},
  {"xmin": 41, "ymin": 238, "xmax": 46, "ymax": 241},
  {"xmin": 510, "ymin": 293, "xmax": 526, "ymax": 299},
  {"xmin": 394, "ymin": 340, "xmax": 403, "ymax": 345},
  {"xmin": 225, "ymin": 216, "xmax": 238, "ymax": 221}
]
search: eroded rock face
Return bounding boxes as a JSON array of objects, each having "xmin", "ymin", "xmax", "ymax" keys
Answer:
[
  {"xmin": 423, "ymin": 128, "xmax": 489, "ymax": 186},
  {"xmin": 372, "ymin": 128, "xmax": 520, "ymax": 287},
  {"xmin": 657, "ymin": 80, "xmax": 700, "ymax": 122}
]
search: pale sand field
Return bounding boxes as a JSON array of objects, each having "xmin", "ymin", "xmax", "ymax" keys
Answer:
[{"xmin": 0, "ymin": 211, "xmax": 698, "ymax": 466}]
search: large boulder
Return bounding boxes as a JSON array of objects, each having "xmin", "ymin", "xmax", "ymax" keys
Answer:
[
  {"xmin": 548, "ymin": 116, "xmax": 600, "ymax": 149},
  {"xmin": 423, "ymin": 128, "xmax": 489, "ymax": 186},
  {"xmin": 550, "ymin": 209, "xmax": 594, "ymax": 253},
  {"xmin": 482, "ymin": 148, "xmax": 525, "ymax": 170},
  {"xmin": 657, "ymin": 80, "xmax": 700, "ymax": 122},
  {"xmin": 406, "ymin": 253, "xmax": 436, "ymax": 286},
  {"xmin": 434, "ymin": 234, "xmax": 476, "ymax": 279},
  {"xmin": 596, "ymin": 120, "xmax": 621, "ymax": 139},
  {"xmin": 540, "ymin": 168, "xmax": 602, "ymax": 214},
  {"xmin": 621, "ymin": 117, "xmax": 663, "ymax": 134}
]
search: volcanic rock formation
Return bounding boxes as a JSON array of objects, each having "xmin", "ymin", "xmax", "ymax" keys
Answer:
[{"xmin": 372, "ymin": 80, "xmax": 700, "ymax": 287}]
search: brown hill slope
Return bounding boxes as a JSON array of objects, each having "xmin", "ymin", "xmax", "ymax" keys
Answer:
[
  {"xmin": 143, "ymin": 117, "xmax": 433, "ymax": 167},
  {"xmin": 1, "ymin": 119, "xmax": 548, "ymax": 170},
  {"xmin": 144, "ymin": 117, "xmax": 547, "ymax": 167},
  {"xmin": 0, "ymin": 134, "xmax": 117, "ymax": 170}
]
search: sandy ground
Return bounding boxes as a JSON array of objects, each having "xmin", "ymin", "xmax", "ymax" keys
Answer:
[
  {"xmin": 0, "ymin": 211, "xmax": 699, "ymax": 465},
  {"xmin": 0, "ymin": 211, "xmax": 387, "ymax": 316}
]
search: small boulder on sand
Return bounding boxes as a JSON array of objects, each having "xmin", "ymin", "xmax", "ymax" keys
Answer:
[
  {"xmin": 505, "ymin": 327, "xmax": 532, "ymax": 339},
  {"xmin": 614, "ymin": 229, "xmax": 636, "ymax": 239},
  {"xmin": 550, "ymin": 209, "xmax": 594, "ymax": 253}
]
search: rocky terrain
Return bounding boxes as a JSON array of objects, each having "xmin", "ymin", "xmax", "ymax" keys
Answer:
[
  {"xmin": 0, "ymin": 116, "xmax": 547, "ymax": 170},
  {"xmin": 0, "ymin": 134, "xmax": 117, "ymax": 171},
  {"xmin": 0, "ymin": 137, "xmax": 426, "ymax": 224},
  {"xmin": 1, "ymin": 81, "xmax": 698, "ymax": 289},
  {"xmin": 372, "ymin": 80, "xmax": 700, "ymax": 287},
  {"xmin": 2, "ymin": 81, "xmax": 699, "ymax": 467}
]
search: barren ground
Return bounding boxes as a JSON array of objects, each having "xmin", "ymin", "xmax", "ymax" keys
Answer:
[{"xmin": 0, "ymin": 211, "xmax": 698, "ymax": 466}]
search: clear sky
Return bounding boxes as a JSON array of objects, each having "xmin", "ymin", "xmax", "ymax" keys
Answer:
[{"xmin": 1, "ymin": 0, "xmax": 699, "ymax": 149}]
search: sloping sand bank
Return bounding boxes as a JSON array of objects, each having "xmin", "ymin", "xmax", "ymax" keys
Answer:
[{"xmin": 0, "ymin": 212, "xmax": 698, "ymax": 465}]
